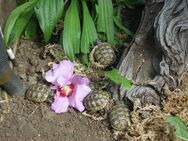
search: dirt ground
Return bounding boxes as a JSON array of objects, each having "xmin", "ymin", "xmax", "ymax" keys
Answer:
[
  {"xmin": 0, "ymin": 39, "xmax": 115, "ymax": 141},
  {"xmin": 0, "ymin": 96, "xmax": 114, "ymax": 141}
]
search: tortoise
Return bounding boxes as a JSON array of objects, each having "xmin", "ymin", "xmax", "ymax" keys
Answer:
[
  {"xmin": 89, "ymin": 42, "xmax": 116, "ymax": 69},
  {"xmin": 83, "ymin": 89, "xmax": 113, "ymax": 120},
  {"xmin": 42, "ymin": 43, "xmax": 67, "ymax": 62},
  {"xmin": 109, "ymin": 104, "xmax": 131, "ymax": 131},
  {"xmin": 25, "ymin": 83, "xmax": 54, "ymax": 103},
  {"xmin": 84, "ymin": 90, "xmax": 110, "ymax": 112}
]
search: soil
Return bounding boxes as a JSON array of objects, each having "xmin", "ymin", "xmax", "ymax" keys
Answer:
[
  {"xmin": 0, "ymin": 39, "xmax": 114, "ymax": 141},
  {"xmin": 0, "ymin": 96, "xmax": 113, "ymax": 141}
]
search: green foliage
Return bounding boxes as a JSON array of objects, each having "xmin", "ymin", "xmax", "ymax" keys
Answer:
[
  {"xmin": 105, "ymin": 68, "xmax": 132, "ymax": 90},
  {"xmin": 80, "ymin": 54, "xmax": 89, "ymax": 66},
  {"xmin": 81, "ymin": 0, "xmax": 97, "ymax": 64},
  {"xmin": 3, "ymin": 0, "xmax": 139, "ymax": 61},
  {"xmin": 9, "ymin": 7, "xmax": 34, "ymax": 44},
  {"xmin": 97, "ymin": 0, "xmax": 115, "ymax": 45},
  {"xmin": 166, "ymin": 115, "xmax": 188, "ymax": 141},
  {"xmin": 113, "ymin": 16, "xmax": 134, "ymax": 37},
  {"xmin": 81, "ymin": 0, "xmax": 97, "ymax": 54},
  {"xmin": 3, "ymin": 0, "xmax": 37, "ymax": 46},
  {"xmin": 24, "ymin": 17, "xmax": 37, "ymax": 39},
  {"xmin": 35, "ymin": 0, "xmax": 64, "ymax": 43},
  {"xmin": 60, "ymin": 0, "xmax": 81, "ymax": 60}
]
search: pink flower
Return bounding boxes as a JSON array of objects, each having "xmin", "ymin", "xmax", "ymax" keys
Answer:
[{"xmin": 44, "ymin": 60, "xmax": 91, "ymax": 113}]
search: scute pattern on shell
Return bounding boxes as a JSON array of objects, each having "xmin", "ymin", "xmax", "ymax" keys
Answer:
[
  {"xmin": 42, "ymin": 43, "xmax": 67, "ymax": 62},
  {"xmin": 89, "ymin": 43, "xmax": 116, "ymax": 69},
  {"xmin": 84, "ymin": 90, "xmax": 110, "ymax": 112},
  {"xmin": 109, "ymin": 104, "xmax": 131, "ymax": 131},
  {"xmin": 26, "ymin": 84, "xmax": 53, "ymax": 103}
]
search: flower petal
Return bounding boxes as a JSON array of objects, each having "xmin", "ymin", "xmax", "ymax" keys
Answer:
[
  {"xmin": 59, "ymin": 60, "xmax": 74, "ymax": 79},
  {"xmin": 45, "ymin": 60, "xmax": 74, "ymax": 85},
  {"xmin": 45, "ymin": 69, "xmax": 57, "ymax": 84},
  {"xmin": 69, "ymin": 84, "xmax": 91, "ymax": 112},
  {"xmin": 51, "ymin": 92, "xmax": 69, "ymax": 113},
  {"xmin": 71, "ymin": 75, "xmax": 90, "ymax": 85},
  {"xmin": 56, "ymin": 76, "xmax": 68, "ymax": 87}
]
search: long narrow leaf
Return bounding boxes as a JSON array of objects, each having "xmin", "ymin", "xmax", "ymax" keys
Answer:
[
  {"xmin": 97, "ymin": 0, "xmax": 114, "ymax": 44},
  {"xmin": 166, "ymin": 115, "xmax": 188, "ymax": 141},
  {"xmin": 24, "ymin": 16, "xmax": 38, "ymax": 39},
  {"xmin": 81, "ymin": 0, "xmax": 97, "ymax": 54},
  {"xmin": 35, "ymin": 0, "xmax": 64, "ymax": 42},
  {"xmin": 3, "ymin": 0, "xmax": 37, "ymax": 46},
  {"xmin": 60, "ymin": 0, "xmax": 81, "ymax": 60},
  {"xmin": 105, "ymin": 69, "xmax": 132, "ymax": 90},
  {"xmin": 113, "ymin": 16, "xmax": 134, "ymax": 37},
  {"xmin": 81, "ymin": 54, "xmax": 89, "ymax": 66},
  {"xmin": 9, "ymin": 9, "xmax": 34, "ymax": 44}
]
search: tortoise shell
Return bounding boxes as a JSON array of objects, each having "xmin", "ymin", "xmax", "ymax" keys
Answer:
[
  {"xmin": 26, "ymin": 83, "xmax": 53, "ymax": 103},
  {"xmin": 42, "ymin": 43, "xmax": 67, "ymax": 62},
  {"xmin": 89, "ymin": 43, "xmax": 116, "ymax": 69},
  {"xmin": 84, "ymin": 90, "xmax": 110, "ymax": 112},
  {"xmin": 109, "ymin": 104, "xmax": 131, "ymax": 131}
]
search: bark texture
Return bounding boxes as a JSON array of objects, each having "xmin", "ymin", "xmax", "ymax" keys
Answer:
[{"xmin": 118, "ymin": 0, "xmax": 188, "ymax": 107}]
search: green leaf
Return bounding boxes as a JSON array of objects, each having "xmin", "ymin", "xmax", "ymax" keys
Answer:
[
  {"xmin": 80, "ymin": 54, "xmax": 90, "ymax": 66},
  {"xmin": 97, "ymin": 0, "xmax": 114, "ymax": 44},
  {"xmin": 81, "ymin": 0, "xmax": 97, "ymax": 54},
  {"xmin": 60, "ymin": 0, "xmax": 81, "ymax": 60},
  {"xmin": 166, "ymin": 115, "xmax": 188, "ymax": 141},
  {"xmin": 9, "ymin": 9, "xmax": 34, "ymax": 44},
  {"xmin": 105, "ymin": 68, "xmax": 132, "ymax": 90},
  {"xmin": 35, "ymin": 0, "xmax": 64, "ymax": 43},
  {"xmin": 3, "ymin": 0, "xmax": 37, "ymax": 46},
  {"xmin": 24, "ymin": 17, "xmax": 37, "ymax": 39},
  {"xmin": 113, "ymin": 16, "xmax": 134, "ymax": 37}
]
